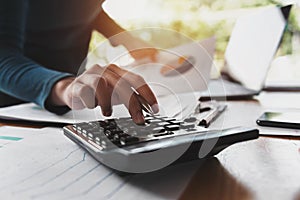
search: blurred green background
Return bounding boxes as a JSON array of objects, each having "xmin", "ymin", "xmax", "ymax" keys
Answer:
[{"xmin": 90, "ymin": 0, "xmax": 300, "ymax": 68}]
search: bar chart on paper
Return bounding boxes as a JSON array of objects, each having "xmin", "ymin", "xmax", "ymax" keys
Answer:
[
  {"xmin": 0, "ymin": 136, "xmax": 22, "ymax": 141},
  {"xmin": 0, "ymin": 127, "xmax": 26, "ymax": 149},
  {"xmin": 0, "ymin": 135, "xmax": 22, "ymax": 148},
  {"xmin": 0, "ymin": 127, "xmax": 124, "ymax": 200},
  {"xmin": 0, "ymin": 126, "xmax": 194, "ymax": 200},
  {"xmin": 0, "ymin": 127, "xmax": 143, "ymax": 200}
]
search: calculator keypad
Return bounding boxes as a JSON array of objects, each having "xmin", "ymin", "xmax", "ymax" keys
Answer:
[{"xmin": 71, "ymin": 115, "xmax": 200, "ymax": 150}]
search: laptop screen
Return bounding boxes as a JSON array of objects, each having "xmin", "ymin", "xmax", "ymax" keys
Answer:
[{"xmin": 224, "ymin": 5, "xmax": 291, "ymax": 91}]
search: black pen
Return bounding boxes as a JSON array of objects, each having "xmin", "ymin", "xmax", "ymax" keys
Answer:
[{"xmin": 199, "ymin": 104, "xmax": 227, "ymax": 128}]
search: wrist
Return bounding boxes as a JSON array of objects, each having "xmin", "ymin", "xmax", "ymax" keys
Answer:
[
  {"xmin": 49, "ymin": 76, "xmax": 75, "ymax": 106},
  {"xmin": 109, "ymin": 31, "xmax": 133, "ymax": 47}
]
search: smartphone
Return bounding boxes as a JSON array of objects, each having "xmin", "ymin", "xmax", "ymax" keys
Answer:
[{"xmin": 256, "ymin": 112, "xmax": 300, "ymax": 129}]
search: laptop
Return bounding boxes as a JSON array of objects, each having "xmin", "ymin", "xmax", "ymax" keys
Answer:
[{"xmin": 200, "ymin": 5, "xmax": 292, "ymax": 101}]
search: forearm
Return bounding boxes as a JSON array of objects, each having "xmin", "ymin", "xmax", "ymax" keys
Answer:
[
  {"xmin": 48, "ymin": 76, "xmax": 75, "ymax": 106},
  {"xmin": 0, "ymin": 49, "xmax": 72, "ymax": 112},
  {"xmin": 94, "ymin": 9, "xmax": 132, "ymax": 47}
]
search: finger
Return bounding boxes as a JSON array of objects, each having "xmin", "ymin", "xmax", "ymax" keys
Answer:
[
  {"xmin": 129, "ymin": 47, "xmax": 157, "ymax": 61},
  {"xmin": 69, "ymin": 96, "xmax": 86, "ymax": 110},
  {"xmin": 128, "ymin": 94, "xmax": 145, "ymax": 124},
  {"xmin": 65, "ymin": 82, "xmax": 87, "ymax": 110},
  {"xmin": 72, "ymin": 82, "xmax": 96, "ymax": 109},
  {"xmin": 102, "ymin": 66, "xmax": 130, "ymax": 107},
  {"xmin": 103, "ymin": 68, "xmax": 145, "ymax": 124},
  {"xmin": 144, "ymin": 48, "xmax": 158, "ymax": 62},
  {"xmin": 84, "ymin": 64, "xmax": 148, "ymax": 123},
  {"xmin": 150, "ymin": 49, "xmax": 158, "ymax": 62},
  {"xmin": 114, "ymin": 84, "xmax": 145, "ymax": 124},
  {"xmin": 107, "ymin": 64, "xmax": 159, "ymax": 113},
  {"xmin": 77, "ymin": 68, "xmax": 114, "ymax": 116},
  {"xmin": 76, "ymin": 72, "xmax": 102, "ymax": 91},
  {"xmin": 96, "ymin": 77, "xmax": 113, "ymax": 117},
  {"xmin": 84, "ymin": 64, "xmax": 104, "ymax": 75}
]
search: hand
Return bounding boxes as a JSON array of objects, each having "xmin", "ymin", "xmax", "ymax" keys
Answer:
[
  {"xmin": 49, "ymin": 64, "xmax": 159, "ymax": 124},
  {"xmin": 110, "ymin": 32, "xmax": 158, "ymax": 62},
  {"xmin": 124, "ymin": 36, "xmax": 158, "ymax": 62},
  {"xmin": 94, "ymin": 11, "xmax": 158, "ymax": 62}
]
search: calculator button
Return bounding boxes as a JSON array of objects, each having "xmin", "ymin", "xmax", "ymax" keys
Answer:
[
  {"xmin": 120, "ymin": 135, "xmax": 139, "ymax": 145},
  {"xmin": 148, "ymin": 119, "xmax": 162, "ymax": 123},
  {"xmin": 122, "ymin": 128, "xmax": 129, "ymax": 134},
  {"xmin": 92, "ymin": 131, "xmax": 103, "ymax": 137},
  {"xmin": 169, "ymin": 120, "xmax": 182, "ymax": 125},
  {"xmin": 130, "ymin": 131, "xmax": 138, "ymax": 136},
  {"xmin": 152, "ymin": 127, "xmax": 165, "ymax": 133},
  {"xmin": 186, "ymin": 128, "xmax": 198, "ymax": 132},
  {"xmin": 180, "ymin": 124, "xmax": 195, "ymax": 129},
  {"xmin": 153, "ymin": 132, "xmax": 173, "ymax": 137},
  {"xmin": 110, "ymin": 128, "xmax": 123, "ymax": 135},
  {"xmin": 144, "ymin": 115, "xmax": 155, "ymax": 120},
  {"xmin": 101, "ymin": 140, "xmax": 107, "ymax": 147},
  {"xmin": 71, "ymin": 114, "xmax": 206, "ymax": 150},
  {"xmin": 165, "ymin": 125, "xmax": 180, "ymax": 131},
  {"xmin": 95, "ymin": 140, "xmax": 101, "ymax": 145},
  {"xmin": 165, "ymin": 118, "xmax": 176, "ymax": 122},
  {"xmin": 158, "ymin": 122, "xmax": 170, "ymax": 126},
  {"xmin": 184, "ymin": 117, "xmax": 197, "ymax": 123},
  {"xmin": 104, "ymin": 130, "xmax": 113, "ymax": 139},
  {"xmin": 88, "ymin": 122, "xmax": 101, "ymax": 129},
  {"xmin": 137, "ymin": 129, "xmax": 151, "ymax": 136},
  {"xmin": 113, "ymin": 134, "xmax": 120, "ymax": 140}
]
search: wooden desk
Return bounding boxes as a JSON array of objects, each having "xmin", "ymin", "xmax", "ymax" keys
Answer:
[
  {"xmin": 124, "ymin": 92, "xmax": 300, "ymax": 200},
  {"xmin": 0, "ymin": 92, "xmax": 299, "ymax": 200},
  {"xmin": 180, "ymin": 92, "xmax": 300, "ymax": 200}
]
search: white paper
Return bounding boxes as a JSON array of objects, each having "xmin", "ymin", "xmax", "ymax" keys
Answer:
[
  {"xmin": 0, "ymin": 103, "xmax": 127, "ymax": 124},
  {"xmin": 0, "ymin": 92, "xmax": 200, "ymax": 124},
  {"xmin": 265, "ymin": 55, "xmax": 300, "ymax": 88},
  {"xmin": 124, "ymin": 37, "xmax": 215, "ymax": 96},
  {"xmin": 0, "ymin": 126, "xmax": 198, "ymax": 200}
]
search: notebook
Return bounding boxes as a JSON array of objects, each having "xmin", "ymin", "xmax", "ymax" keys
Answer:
[{"xmin": 200, "ymin": 5, "xmax": 292, "ymax": 101}]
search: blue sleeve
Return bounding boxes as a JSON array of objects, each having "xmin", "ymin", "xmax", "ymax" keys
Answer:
[{"xmin": 0, "ymin": 0, "xmax": 72, "ymax": 114}]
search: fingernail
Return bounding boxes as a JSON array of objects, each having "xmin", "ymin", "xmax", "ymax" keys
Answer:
[
  {"xmin": 135, "ymin": 112, "xmax": 145, "ymax": 125},
  {"xmin": 103, "ymin": 110, "xmax": 112, "ymax": 117},
  {"xmin": 151, "ymin": 104, "xmax": 159, "ymax": 113}
]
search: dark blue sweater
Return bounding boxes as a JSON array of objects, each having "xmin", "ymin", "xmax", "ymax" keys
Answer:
[{"xmin": 0, "ymin": 0, "xmax": 101, "ymax": 113}]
